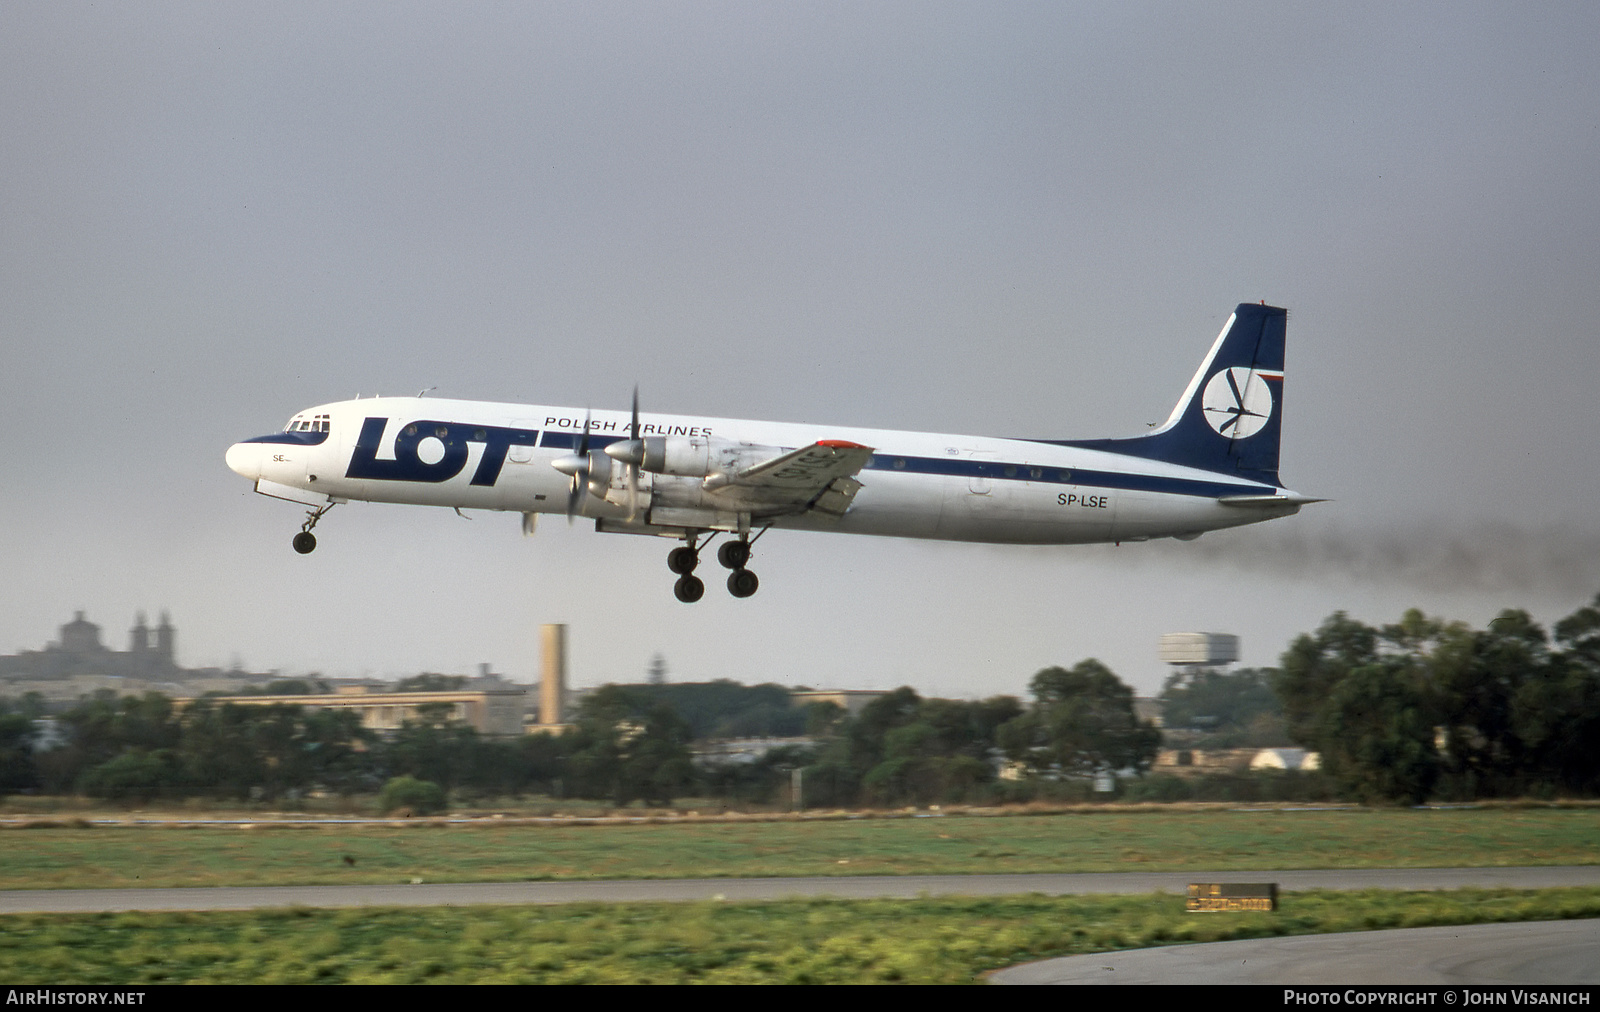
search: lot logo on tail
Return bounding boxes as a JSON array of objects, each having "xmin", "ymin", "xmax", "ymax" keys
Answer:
[{"xmin": 1202, "ymin": 367, "xmax": 1275, "ymax": 438}]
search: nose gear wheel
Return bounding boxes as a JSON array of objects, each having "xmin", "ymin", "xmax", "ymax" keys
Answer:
[{"xmin": 291, "ymin": 502, "xmax": 336, "ymax": 555}]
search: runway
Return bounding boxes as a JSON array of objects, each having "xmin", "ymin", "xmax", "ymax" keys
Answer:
[{"xmin": 3, "ymin": 865, "xmax": 1598, "ymax": 913}]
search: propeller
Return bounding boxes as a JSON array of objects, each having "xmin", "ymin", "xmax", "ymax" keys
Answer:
[
  {"xmin": 625, "ymin": 386, "xmax": 641, "ymax": 520},
  {"xmin": 551, "ymin": 409, "xmax": 596, "ymax": 524},
  {"xmin": 604, "ymin": 386, "xmax": 646, "ymax": 521},
  {"xmin": 554, "ymin": 392, "xmax": 645, "ymax": 524}
]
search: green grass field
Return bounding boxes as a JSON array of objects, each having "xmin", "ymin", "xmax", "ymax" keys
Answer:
[
  {"xmin": 2, "ymin": 806, "xmax": 1596, "ymax": 890},
  {"xmin": 5, "ymin": 805, "xmax": 1596, "ymax": 984},
  {"xmin": 4, "ymin": 888, "xmax": 1599, "ymax": 984}
]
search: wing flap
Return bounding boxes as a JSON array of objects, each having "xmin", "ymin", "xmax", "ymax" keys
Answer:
[{"xmin": 702, "ymin": 440, "xmax": 874, "ymax": 514}]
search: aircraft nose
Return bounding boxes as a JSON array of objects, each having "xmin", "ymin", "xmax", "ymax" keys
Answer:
[{"xmin": 225, "ymin": 441, "xmax": 262, "ymax": 481}]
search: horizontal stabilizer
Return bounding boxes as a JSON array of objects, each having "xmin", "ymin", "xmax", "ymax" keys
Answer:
[{"xmin": 1217, "ymin": 493, "xmax": 1328, "ymax": 508}]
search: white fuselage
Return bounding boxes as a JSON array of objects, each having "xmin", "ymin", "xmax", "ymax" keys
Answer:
[{"xmin": 226, "ymin": 395, "xmax": 1301, "ymax": 545}]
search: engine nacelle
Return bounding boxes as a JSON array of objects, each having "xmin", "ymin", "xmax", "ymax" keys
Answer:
[{"xmin": 607, "ymin": 435, "xmax": 784, "ymax": 480}]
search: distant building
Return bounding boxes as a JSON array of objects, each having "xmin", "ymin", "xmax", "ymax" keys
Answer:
[
  {"xmin": 190, "ymin": 685, "xmax": 529, "ymax": 737},
  {"xmin": 1133, "ymin": 697, "xmax": 1165, "ymax": 728},
  {"xmin": 695, "ymin": 737, "xmax": 812, "ymax": 765},
  {"xmin": 1, "ymin": 611, "xmax": 173, "ymax": 679},
  {"xmin": 0, "ymin": 612, "xmax": 257, "ymax": 702},
  {"xmin": 1152, "ymin": 747, "xmax": 1321, "ymax": 775},
  {"xmin": 789, "ymin": 689, "xmax": 888, "ymax": 716},
  {"xmin": 1249, "ymin": 748, "xmax": 1320, "ymax": 772},
  {"xmin": 1152, "ymin": 748, "xmax": 1258, "ymax": 775}
]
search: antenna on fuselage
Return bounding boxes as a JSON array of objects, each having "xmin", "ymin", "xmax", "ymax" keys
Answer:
[{"xmin": 417, "ymin": 386, "xmax": 437, "ymax": 397}]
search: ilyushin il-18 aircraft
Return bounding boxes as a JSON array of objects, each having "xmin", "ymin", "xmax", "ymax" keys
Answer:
[{"xmin": 226, "ymin": 302, "xmax": 1318, "ymax": 602}]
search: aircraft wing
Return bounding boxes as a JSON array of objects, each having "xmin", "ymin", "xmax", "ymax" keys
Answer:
[{"xmin": 701, "ymin": 440, "xmax": 874, "ymax": 517}]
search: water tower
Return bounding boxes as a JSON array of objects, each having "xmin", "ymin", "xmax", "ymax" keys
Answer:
[{"xmin": 1158, "ymin": 632, "xmax": 1239, "ymax": 669}]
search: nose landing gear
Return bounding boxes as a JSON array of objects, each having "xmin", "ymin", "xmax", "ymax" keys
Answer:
[{"xmin": 291, "ymin": 502, "xmax": 337, "ymax": 555}]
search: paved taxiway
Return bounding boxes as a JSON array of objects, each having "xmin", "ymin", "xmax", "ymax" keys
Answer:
[
  {"xmin": 990, "ymin": 918, "xmax": 1600, "ymax": 984},
  {"xmin": 3, "ymin": 866, "xmax": 1598, "ymax": 913}
]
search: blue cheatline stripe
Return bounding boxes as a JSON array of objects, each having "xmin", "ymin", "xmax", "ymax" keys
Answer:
[
  {"xmin": 241, "ymin": 431, "xmax": 329, "ymax": 446},
  {"xmin": 540, "ymin": 431, "xmax": 624, "ymax": 451},
  {"xmin": 858, "ymin": 453, "xmax": 1272, "ymax": 498},
  {"xmin": 535, "ymin": 430, "xmax": 1270, "ymax": 499}
]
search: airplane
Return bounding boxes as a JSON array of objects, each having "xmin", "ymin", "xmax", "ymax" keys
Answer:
[{"xmin": 225, "ymin": 302, "xmax": 1319, "ymax": 602}]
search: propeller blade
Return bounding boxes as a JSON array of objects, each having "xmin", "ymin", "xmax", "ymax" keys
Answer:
[
  {"xmin": 566, "ymin": 474, "xmax": 583, "ymax": 524},
  {"xmin": 627, "ymin": 386, "xmax": 641, "ymax": 521},
  {"xmin": 567, "ymin": 408, "xmax": 592, "ymax": 524}
]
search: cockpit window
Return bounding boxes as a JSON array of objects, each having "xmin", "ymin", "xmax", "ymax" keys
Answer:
[{"xmin": 284, "ymin": 414, "xmax": 331, "ymax": 433}]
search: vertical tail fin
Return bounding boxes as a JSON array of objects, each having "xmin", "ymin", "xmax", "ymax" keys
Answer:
[{"xmin": 1060, "ymin": 303, "xmax": 1288, "ymax": 487}]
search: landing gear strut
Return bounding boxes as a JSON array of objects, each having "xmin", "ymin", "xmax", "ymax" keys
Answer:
[{"xmin": 292, "ymin": 502, "xmax": 336, "ymax": 555}]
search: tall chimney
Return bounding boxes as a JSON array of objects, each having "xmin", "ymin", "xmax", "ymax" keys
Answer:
[{"xmin": 540, "ymin": 624, "xmax": 567, "ymax": 726}]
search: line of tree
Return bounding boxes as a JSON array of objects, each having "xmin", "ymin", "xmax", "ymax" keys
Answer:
[
  {"xmin": 1156, "ymin": 666, "xmax": 1286, "ymax": 747},
  {"xmin": 0, "ymin": 665, "xmax": 1160, "ymax": 808},
  {"xmin": 4, "ymin": 593, "xmax": 1597, "ymax": 808},
  {"xmin": 797, "ymin": 663, "xmax": 1163, "ymax": 807},
  {"xmin": 0, "ymin": 693, "xmax": 569, "ymax": 805},
  {"xmin": 1275, "ymin": 595, "xmax": 1600, "ymax": 804}
]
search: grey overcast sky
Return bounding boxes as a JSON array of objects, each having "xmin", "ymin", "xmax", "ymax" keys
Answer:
[{"xmin": 4, "ymin": 2, "xmax": 1598, "ymax": 697}]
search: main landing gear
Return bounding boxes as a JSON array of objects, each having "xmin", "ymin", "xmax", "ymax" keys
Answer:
[
  {"xmin": 291, "ymin": 502, "xmax": 336, "ymax": 555},
  {"xmin": 718, "ymin": 540, "xmax": 759, "ymax": 598},
  {"xmin": 668, "ymin": 535, "xmax": 760, "ymax": 602},
  {"xmin": 668, "ymin": 544, "xmax": 704, "ymax": 603}
]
